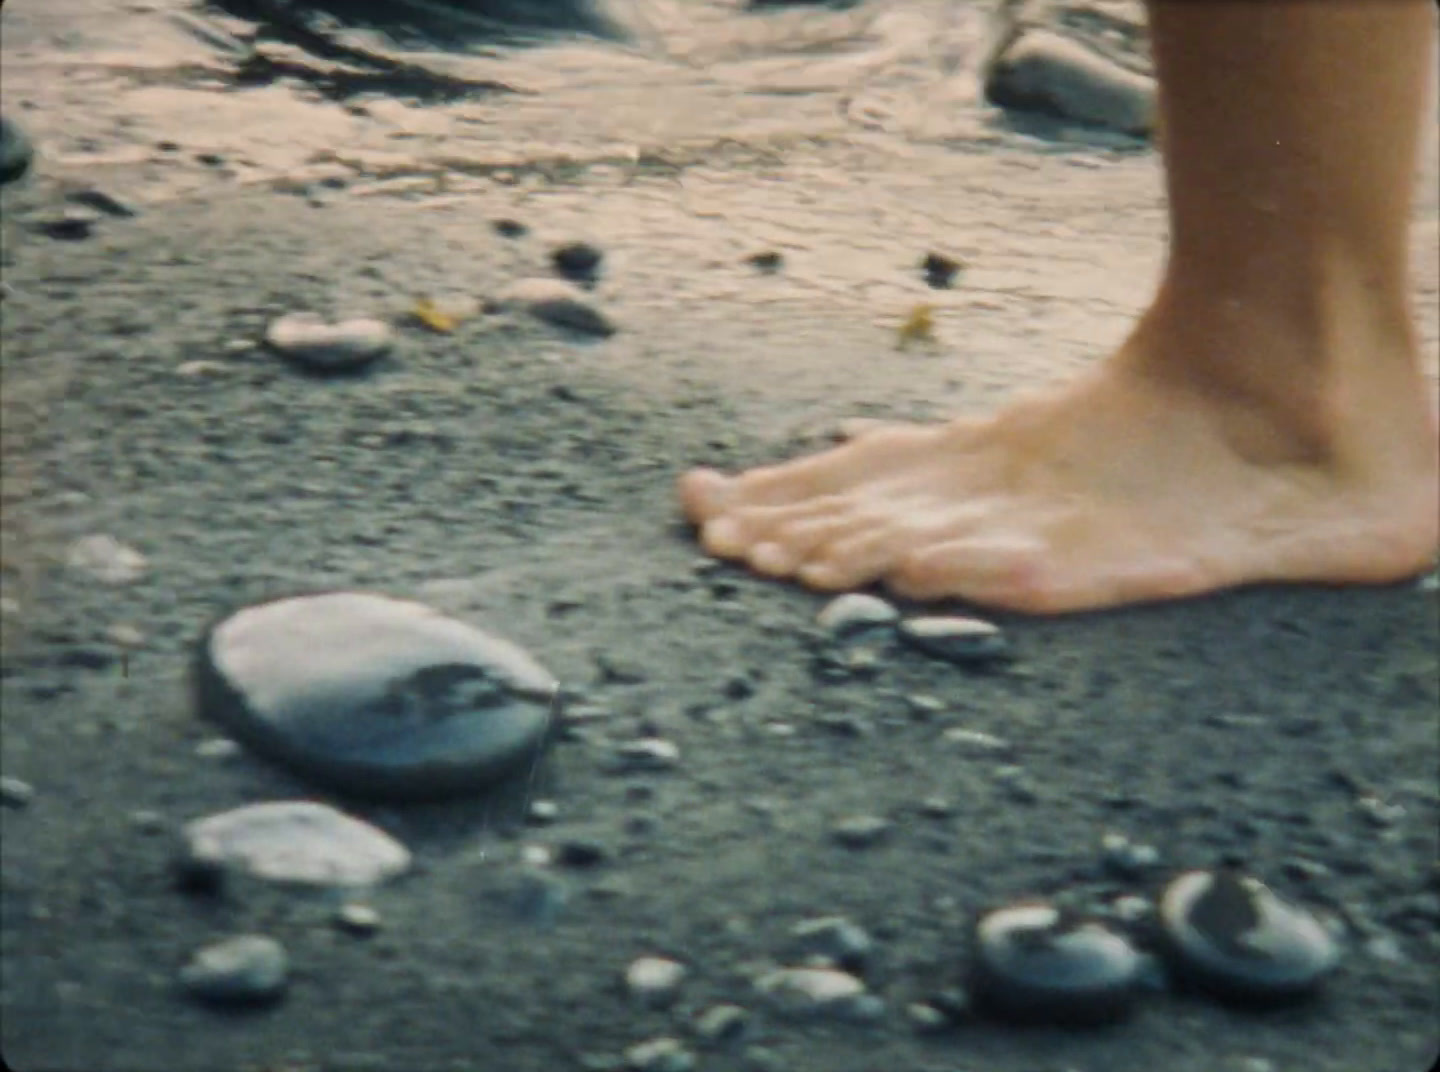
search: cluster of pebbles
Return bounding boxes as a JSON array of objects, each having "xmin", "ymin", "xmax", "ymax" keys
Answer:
[{"xmin": 152, "ymin": 588, "xmax": 1344, "ymax": 1044}]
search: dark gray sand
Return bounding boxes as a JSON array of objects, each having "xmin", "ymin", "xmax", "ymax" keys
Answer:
[{"xmin": 3, "ymin": 2, "xmax": 1438, "ymax": 1070}]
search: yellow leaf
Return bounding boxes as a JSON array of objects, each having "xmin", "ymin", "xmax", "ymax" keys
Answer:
[{"xmin": 410, "ymin": 297, "xmax": 458, "ymax": 334}]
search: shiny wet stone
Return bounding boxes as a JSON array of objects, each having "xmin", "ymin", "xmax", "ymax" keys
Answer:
[
  {"xmin": 971, "ymin": 902, "xmax": 1143, "ymax": 1025},
  {"xmin": 179, "ymin": 935, "xmax": 288, "ymax": 1007},
  {"xmin": 898, "ymin": 616, "xmax": 1011, "ymax": 666},
  {"xmin": 1157, "ymin": 870, "xmax": 1341, "ymax": 1004},
  {"xmin": 193, "ymin": 592, "xmax": 558, "ymax": 800}
]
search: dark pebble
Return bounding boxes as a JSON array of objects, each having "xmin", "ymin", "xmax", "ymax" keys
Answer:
[
  {"xmin": 66, "ymin": 188, "xmax": 138, "ymax": 218},
  {"xmin": 551, "ymin": 241, "xmax": 603, "ymax": 282},
  {"xmin": 556, "ymin": 838, "xmax": 609, "ymax": 868},
  {"xmin": 492, "ymin": 218, "xmax": 528, "ymax": 237},
  {"xmin": 1156, "ymin": 869, "xmax": 1341, "ymax": 1004},
  {"xmin": 745, "ymin": 250, "xmax": 784, "ymax": 273},
  {"xmin": 36, "ymin": 207, "xmax": 100, "ymax": 241},
  {"xmin": 0, "ymin": 115, "xmax": 34, "ymax": 186},
  {"xmin": 193, "ymin": 592, "xmax": 558, "ymax": 800},
  {"xmin": 971, "ymin": 902, "xmax": 1143, "ymax": 1025},
  {"xmin": 921, "ymin": 251, "xmax": 963, "ymax": 289}
]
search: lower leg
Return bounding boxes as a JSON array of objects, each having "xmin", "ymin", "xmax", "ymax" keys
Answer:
[{"xmin": 677, "ymin": 0, "xmax": 1438, "ymax": 613}]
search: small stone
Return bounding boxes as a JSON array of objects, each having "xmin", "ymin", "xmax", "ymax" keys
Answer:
[
  {"xmin": 919, "ymin": 796, "xmax": 953, "ymax": 818},
  {"xmin": 1363, "ymin": 933, "xmax": 1405, "ymax": 963},
  {"xmin": 520, "ymin": 844, "xmax": 553, "ymax": 867},
  {"xmin": 831, "ymin": 814, "xmax": 892, "ymax": 848},
  {"xmin": 984, "ymin": 29, "xmax": 1156, "ymax": 136},
  {"xmin": 66, "ymin": 188, "xmax": 138, "ymax": 218},
  {"xmin": 194, "ymin": 738, "xmax": 241, "ymax": 761},
  {"xmin": 182, "ymin": 801, "xmax": 410, "ymax": 887},
  {"xmin": 179, "ymin": 935, "xmax": 288, "ymax": 1006},
  {"xmin": 906, "ymin": 1001, "xmax": 949, "ymax": 1032},
  {"xmin": 1, "ymin": 776, "xmax": 34, "ymax": 808},
  {"xmin": 942, "ymin": 727, "xmax": 1012, "ymax": 754},
  {"xmin": 498, "ymin": 278, "xmax": 616, "ymax": 337},
  {"xmin": 755, "ymin": 966, "xmax": 870, "ymax": 1020},
  {"xmin": 921, "ymin": 251, "xmax": 963, "ymax": 289},
  {"xmin": 625, "ymin": 956, "xmax": 687, "ymax": 1006},
  {"xmin": 551, "ymin": 241, "xmax": 604, "ymax": 282},
  {"xmin": 507, "ymin": 866, "xmax": 568, "ymax": 925},
  {"xmin": 905, "ymin": 693, "xmax": 947, "ymax": 719},
  {"xmin": 334, "ymin": 902, "xmax": 382, "ymax": 935},
  {"xmin": 131, "ymin": 809, "xmax": 166, "ymax": 833},
  {"xmin": 613, "ymin": 738, "xmax": 681, "ymax": 772},
  {"xmin": 1157, "ymin": 870, "xmax": 1342, "ymax": 1004},
  {"xmin": 1100, "ymin": 832, "xmax": 1162, "ymax": 879},
  {"xmin": 692, "ymin": 1003, "xmax": 749, "ymax": 1045},
  {"xmin": 1355, "ymin": 795, "xmax": 1405, "ymax": 827},
  {"xmin": 556, "ymin": 838, "xmax": 609, "ymax": 868},
  {"xmin": 194, "ymin": 592, "xmax": 557, "ymax": 800},
  {"xmin": 105, "ymin": 623, "xmax": 146, "ymax": 648},
  {"xmin": 744, "ymin": 250, "xmax": 783, "ymax": 273},
  {"xmin": 789, "ymin": 916, "xmax": 873, "ymax": 970},
  {"xmin": 65, "ymin": 534, "xmax": 147, "ymax": 585},
  {"xmin": 993, "ymin": 764, "xmax": 1039, "ymax": 803},
  {"xmin": 1108, "ymin": 894, "xmax": 1153, "ymax": 926},
  {"xmin": 265, "ymin": 313, "xmax": 392, "ymax": 374},
  {"xmin": 492, "ymin": 218, "xmax": 528, "ymax": 237},
  {"xmin": 972, "ymin": 902, "xmax": 1143, "ymax": 1025},
  {"xmin": 815, "ymin": 593, "xmax": 898, "ymax": 637},
  {"xmin": 36, "ymin": 206, "xmax": 101, "ymax": 241},
  {"xmin": 527, "ymin": 800, "xmax": 560, "ymax": 824},
  {"xmin": 898, "ymin": 616, "xmax": 1010, "ymax": 666},
  {"xmin": 623, "ymin": 1037, "xmax": 694, "ymax": 1072}
]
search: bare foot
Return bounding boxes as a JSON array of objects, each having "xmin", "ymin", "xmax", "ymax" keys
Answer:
[{"xmin": 678, "ymin": 323, "xmax": 1439, "ymax": 614}]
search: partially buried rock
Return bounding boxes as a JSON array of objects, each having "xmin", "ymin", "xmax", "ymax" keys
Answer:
[
  {"xmin": 551, "ymin": 240, "xmax": 604, "ymax": 283},
  {"xmin": 193, "ymin": 592, "xmax": 558, "ymax": 800},
  {"xmin": 755, "ymin": 966, "xmax": 874, "ymax": 1021},
  {"xmin": 182, "ymin": 801, "xmax": 411, "ymax": 887},
  {"xmin": 831, "ymin": 814, "xmax": 891, "ymax": 849},
  {"xmin": 499, "ymin": 278, "xmax": 616, "ymax": 337},
  {"xmin": 816, "ymin": 593, "xmax": 898, "ymax": 638},
  {"xmin": 265, "ymin": 313, "xmax": 392, "ymax": 374},
  {"xmin": 36, "ymin": 206, "xmax": 101, "ymax": 241},
  {"xmin": 971, "ymin": 902, "xmax": 1143, "ymax": 1025},
  {"xmin": 180, "ymin": 935, "xmax": 288, "ymax": 1007},
  {"xmin": 898, "ymin": 616, "xmax": 1010, "ymax": 666},
  {"xmin": 984, "ymin": 29, "xmax": 1155, "ymax": 137},
  {"xmin": 1157, "ymin": 869, "xmax": 1341, "ymax": 1004}
]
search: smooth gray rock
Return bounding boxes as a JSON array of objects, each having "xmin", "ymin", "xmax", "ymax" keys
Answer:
[
  {"xmin": 182, "ymin": 801, "xmax": 411, "ymax": 887},
  {"xmin": 898, "ymin": 616, "xmax": 1011, "ymax": 666},
  {"xmin": 984, "ymin": 28, "xmax": 1155, "ymax": 136},
  {"xmin": 265, "ymin": 313, "xmax": 392, "ymax": 373},
  {"xmin": 179, "ymin": 935, "xmax": 288, "ymax": 1006},
  {"xmin": 498, "ymin": 277, "xmax": 616, "ymax": 337},
  {"xmin": 193, "ymin": 592, "xmax": 558, "ymax": 800}
]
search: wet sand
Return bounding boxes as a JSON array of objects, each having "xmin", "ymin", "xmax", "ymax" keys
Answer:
[{"xmin": 2, "ymin": 2, "xmax": 1438, "ymax": 1070}]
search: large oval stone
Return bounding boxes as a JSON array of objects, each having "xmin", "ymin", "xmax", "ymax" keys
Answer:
[{"xmin": 193, "ymin": 592, "xmax": 558, "ymax": 800}]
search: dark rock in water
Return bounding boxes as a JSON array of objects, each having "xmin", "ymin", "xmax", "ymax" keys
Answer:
[
  {"xmin": 193, "ymin": 592, "xmax": 558, "ymax": 800},
  {"xmin": 551, "ymin": 241, "xmax": 603, "ymax": 283},
  {"xmin": 921, "ymin": 251, "xmax": 963, "ymax": 289},
  {"xmin": 971, "ymin": 902, "xmax": 1143, "ymax": 1025},
  {"xmin": 1157, "ymin": 870, "xmax": 1341, "ymax": 1004},
  {"xmin": 0, "ymin": 115, "xmax": 34, "ymax": 186},
  {"xmin": 179, "ymin": 935, "xmax": 288, "ymax": 1007},
  {"xmin": 898, "ymin": 616, "xmax": 1011, "ymax": 666},
  {"xmin": 984, "ymin": 29, "xmax": 1155, "ymax": 136}
]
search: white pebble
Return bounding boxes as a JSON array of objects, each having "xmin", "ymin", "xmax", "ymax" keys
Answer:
[
  {"xmin": 625, "ymin": 956, "xmax": 687, "ymax": 1006},
  {"xmin": 65, "ymin": 534, "xmax": 148, "ymax": 585}
]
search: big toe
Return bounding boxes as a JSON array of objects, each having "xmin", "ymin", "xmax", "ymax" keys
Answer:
[{"xmin": 677, "ymin": 467, "xmax": 734, "ymax": 523}]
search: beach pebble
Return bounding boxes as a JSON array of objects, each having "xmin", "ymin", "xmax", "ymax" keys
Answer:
[
  {"xmin": 66, "ymin": 187, "xmax": 138, "ymax": 218},
  {"xmin": 498, "ymin": 278, "xmax": 616, "ymax": 337},
  {"xmin": 898, "ymin": 616, "xmax": 1011, "ymax": 666},
  {"xmin": 1100, "ymin": 831, "xmax": 1162, "ymax": 879},
  {"xmin": 36, "ymin": 206, "xmax": 101, "ymax": 241},
  {"xmin": 942, "ymin": 727, "xmax": 1012, "ymax": 754},
  {"xmin": 831, "ymin": 814, "xmax": 892, "ymax": 849},
  {"xmin": 789, "ymin": 916, "xmax": 873, "ymax": 970},
  {"xmin": 194, "ymin": 738, "xmax": 241, "ymax": 761},
  {"xmin": 182, "ymin": 801, "xmax": 411, "ymax": 887},
  {"xmin": 556, "ymin": 838, "xmax": 610, "ymax": 868},
  {"xmin": 179, "ymin": 935, "xmax": 288, "ymax": 1006},
  {"xmin": 527, "ymin": 800, "xmax": 560, "ymax": 824},
  {"xmin": 816, "ymin": 593, "xmax": 898, "ymax": 637},
  {"xmin": 921, "ymin": 251, "xmax": 963, "ymax": 289},
  {"xmin": 906, "ymin": 1001, "xmax": 949, "ymax": 1032},
  {"xmin": 613, "ymin": 737, "xmax": 681, "ymax": 772},
  {"xmin": 1157, "ymin": 870, "xmax": 1341, "ymax": 1003},
  {"xmin": 551, "ymin": 240, "xmax": 604, "ymax": 282},
  {"xmin": 626, "ymin": 956, "xmax": 687, "ymax": 1006},
  {"xmin": 692, "ymin": 1003, "xmax": 750, "ymax": 1045},
  {"xmin": 193, "ymin": 592, "xmax": 557, "ymax": 800},
  {"xmin": 65, "ymin": 534, "xmax": 148, "ymax": 585},
  {"xmin": 755, "ymin": 966, "xmax": 872, "ymax": 1020},
  {"xmin": 623, "ymin": 1037, "xmax": 694, "ymax": 1072},
  {"xmin": 1, "ymin": 776, "xmax": 34, "ymax": 808},
  {"xmin": 984, "ymin": 29, "xmax": 1155, "ymax": 136},
  {"xmin": 264, "ymin": 313, "xmax": 392, "ymax": 374},
  {"xmin": 971, "ymin": 902, "xmax": 1143, "ymax": 1025},
  {"xmin": 334, "ymin": 902, "xmax": 382, "ymax": 935},
  {"xmin": 505, "ymin": 866, "xmax": 569, "ymax": 925}
]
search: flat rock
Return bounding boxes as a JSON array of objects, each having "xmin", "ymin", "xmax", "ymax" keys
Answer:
[
  {"xmin": 264, "ymin": 313, "xmax": 392, "ymax": 374},
  {"xmin": 498, "ymin": 277, "xmax": 616, "ymax": 337},
  {"xmin": 1157, "ymin": 870, "xmax": 1341, "ymax": 1004},
  {"xmin": 182, "ymin": 801, "xmax": 411, "ymax": 887},
  {"xmin": 179, "ymin": 935, "xmax": 288, "ymax": 1006},
  {"xmin": 65, "ymin": 534, "xmax": 148, "ymax": 585},
  {"xmin": 755, "ymin": 966, "xmax": 871, "ymax": 1020},
  {"xmin": 193, "ymin": 592, "xmax": 558, "ymax": 800},
  {"xmin": 815, "ymin": 593, "xmax": 898, "ymax": 637},
  {"xmin": 984, "ymin": 28, "xmax": 1155, "ymax": 136},
  {"xmin": 898, "ymin": 616, "xmax": 1011, "ymax": 666}
]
